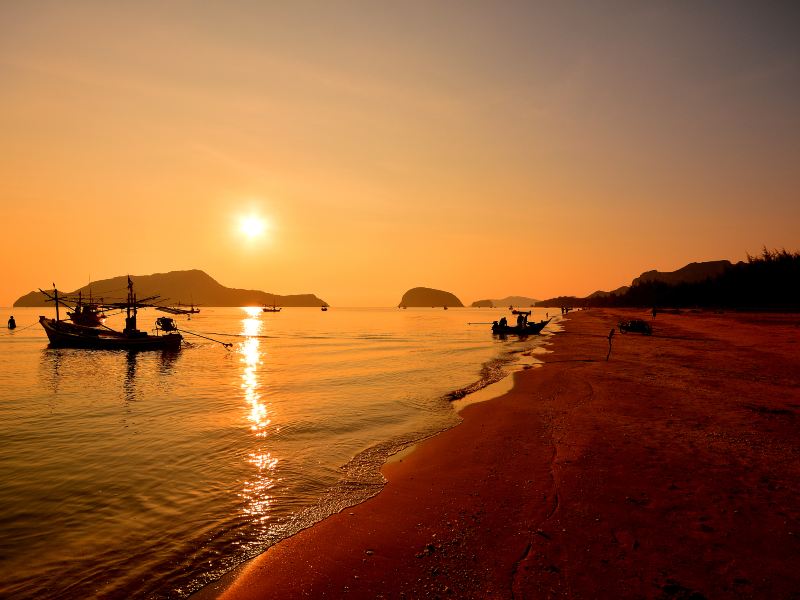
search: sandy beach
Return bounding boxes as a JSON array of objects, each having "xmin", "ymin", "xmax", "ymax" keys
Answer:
[{"xmin": 206, "ymin": 309, "xmax": 800, "ymax": 599}]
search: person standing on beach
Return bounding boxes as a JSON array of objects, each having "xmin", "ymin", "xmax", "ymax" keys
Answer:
[{"xmin": 8, "ymin": 315, "xmax": 16, "ymax": 329}]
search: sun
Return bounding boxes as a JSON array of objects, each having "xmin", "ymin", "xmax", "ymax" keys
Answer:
[{"xmin": 239, "ymin": 215, "xmax": 267, "ymax": 239}]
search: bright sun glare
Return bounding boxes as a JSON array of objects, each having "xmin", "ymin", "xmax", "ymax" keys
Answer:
[{"xmin": 239, "ymin": 215, "xmax": 267, "ymax": 239}]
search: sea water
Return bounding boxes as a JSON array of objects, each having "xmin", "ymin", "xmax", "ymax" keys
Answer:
[{"xmin": 0, "ymin": 306, "xmax": 555, "ymax": 598}]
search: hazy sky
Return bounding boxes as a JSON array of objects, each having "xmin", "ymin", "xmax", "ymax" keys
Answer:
[{"xmin": 2, "ymin": 1, "xmax": 798, "ymax": 306}]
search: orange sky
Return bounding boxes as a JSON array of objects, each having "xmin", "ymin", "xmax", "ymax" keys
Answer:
[{"xmin": 2, "ymin": 2, "xmax": 798, "ymax": 307}]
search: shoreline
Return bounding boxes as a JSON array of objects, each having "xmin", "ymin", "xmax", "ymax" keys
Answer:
[{"xmin": 202, "ymin": 309, "xmax": 800, "ymax": 599}]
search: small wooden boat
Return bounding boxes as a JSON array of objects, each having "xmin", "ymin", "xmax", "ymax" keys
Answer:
[
  {"xmin": 263, "ymin": 294, "xmax": 282, "ymax": 312},
  {"xmin": 38, "ymin": 278, "xmax": 182, "ymax": 351},
  {"xmin": 156, "ymin": 302, "xmax": 200, "ymax": 315},
  {"xmin": 491, "ymin": 318, "xmax": 551, "ymax": 336},
  {"xmin": 39, "ymin": 317, "xmax": 182, "ymax": 350},
  {"xmin": 321, "ymin": 306, "xmax": 328, "ymax": 311}
]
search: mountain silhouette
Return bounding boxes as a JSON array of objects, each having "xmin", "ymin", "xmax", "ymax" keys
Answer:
[
  {"xmin": 470, "ymin": 295, "xmax": 539, "ymax": 308},
  {"xmin": 14, "ymin": 269, "xmax": 328, "ymax": 307},
  {"xmin": 631, "ymin": 260, "xmax": 734, "ymax": 286}
]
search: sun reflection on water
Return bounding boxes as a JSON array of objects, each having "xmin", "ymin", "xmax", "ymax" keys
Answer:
[
  {"xmin": 238, "ymin": 307, "xmax": 277, "ymax": 523},
  {"xmin": 241, "ymin": 337, "xmax": 270, "ymax": 435}
]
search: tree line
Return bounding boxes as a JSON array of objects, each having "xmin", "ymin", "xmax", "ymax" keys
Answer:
[{"xmin": 539, "ymin": 248, "xmax": 800, "ymax": 311}]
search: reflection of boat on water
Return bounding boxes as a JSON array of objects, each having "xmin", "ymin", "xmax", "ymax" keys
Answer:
[
  {"xmin": 491, "ymin": 317, "xmax": 551, "ymax": 336},
  {"xmin": 38, "ymin": 278, "xmax": 182, "ymax": 351}
]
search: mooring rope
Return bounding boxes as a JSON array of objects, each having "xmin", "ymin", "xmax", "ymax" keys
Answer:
[
  {"xmin": 174, "ymin": 329, "xmax": 275, "ymax": 339},
  {"xmin": 175, "ymin": 328, "xmax": 233, "ymax": 349},
  {"xmin": 1, "ymin": 320, "xmax": 40, "ymax": 335}
]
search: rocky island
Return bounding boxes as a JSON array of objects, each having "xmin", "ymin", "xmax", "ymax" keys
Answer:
[{"xmin": 398, "ymin": 287, "xmax": 463, "ymax": 308}]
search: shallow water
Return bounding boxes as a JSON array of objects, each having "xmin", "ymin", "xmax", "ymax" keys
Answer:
[{"xmin": 0, "ymin": 306, "xmax": 554, "ymax": 598}]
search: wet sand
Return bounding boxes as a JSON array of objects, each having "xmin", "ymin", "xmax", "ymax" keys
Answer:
[{"xmin": 209, "ymin": 309, "xmax": 800, "ymax": 599}]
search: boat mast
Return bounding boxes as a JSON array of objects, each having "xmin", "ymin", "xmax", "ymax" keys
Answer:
[
  {"xmin": 125, "ymin": 276, "xmax": 137, "ymax": 332},
  {"xmin": 54, "ymin": 284, "xmax": 60, "ymax": 322}
]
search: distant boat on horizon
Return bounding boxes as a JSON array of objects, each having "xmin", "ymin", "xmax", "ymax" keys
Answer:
[
  {"xmin": 263, "ymin": 294, "xmax": 282, "ymax": 313},
  {"xmin": 156, "ymin": 301, "xmax": 200, "ymax": 316}
]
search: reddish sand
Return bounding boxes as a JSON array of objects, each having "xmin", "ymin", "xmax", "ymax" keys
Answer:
[{"xmin": 209, "ymin": 309, "xmax": 800, "ymax": 599}]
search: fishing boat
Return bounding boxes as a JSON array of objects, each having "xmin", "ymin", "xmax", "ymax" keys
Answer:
[
  {"xmin": 263, "ymin": 295, "xmax": 282, "ymax": 312},
  {"xmin": 156, "ymin": 302, "xmax": 200, "ymax": 316},
  {"xmin": 38, "ymin": 278, "xmax": 182, "ymax": 351},
  {"xmin": 491, "ymin": 317, "xmax": 551, "ymax": 336}
]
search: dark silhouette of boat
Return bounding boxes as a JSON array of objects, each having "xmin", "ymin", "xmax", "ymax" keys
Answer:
[
  {"xmin": 491, "ymin": 318, "xmax": 551, "ymax": 336},
  {"xmin": 263, "ymin": 294, "xmax": 282, "ymax": 312},
  {"xmin": 156, "ymin": 302, "xmax": 200, "ymax": 315},
  {"xmin": 618, "ymin": 319, "xmax": 652, "ymax": 335},
  {"xmin": 38, "ymin": 278, "xmax": 182, "ymax": 351}
]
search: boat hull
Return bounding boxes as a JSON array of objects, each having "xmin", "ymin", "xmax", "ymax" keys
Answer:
[{"xmin": 39, "ymin": 317, "xmax": 182, "ymax": 351}]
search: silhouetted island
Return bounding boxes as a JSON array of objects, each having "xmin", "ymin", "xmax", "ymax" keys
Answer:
[
  {"xmin": 398, "ymin": 287, "xmax": 463, "ymax": 308},
  {"xmin": 14, "ymin": 269, "xmax": 329, "ymax": 308}
]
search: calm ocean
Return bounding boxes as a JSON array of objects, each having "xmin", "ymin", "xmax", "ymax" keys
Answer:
[{"xmin": 0, "ymin": 305, "xmax": 555, "ymax": 598}]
